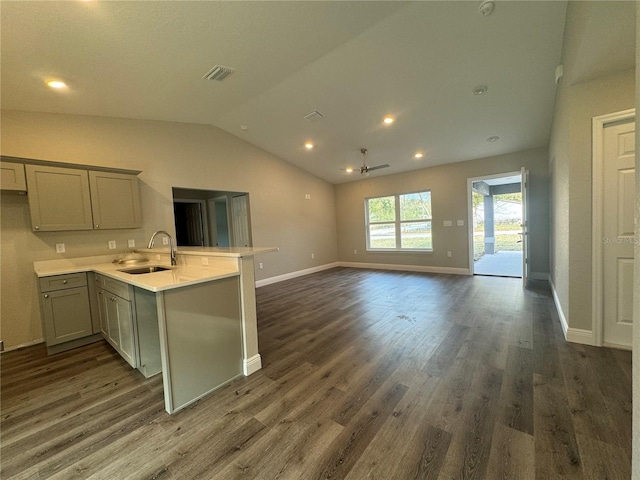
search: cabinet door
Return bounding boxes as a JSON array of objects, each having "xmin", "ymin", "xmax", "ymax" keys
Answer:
[
  {"xmin": 41, "ymin": 287, "xmax": 93, "ymax": 346},
  {"xmin": 105, "ymin": 294, "xmax": 121, "ymax": 348},
  {"xmin": 89, "ymin": 171, "xmax": 142, "ymax": 229},
  {"xmin": 1, "ymin": 161, "xmax": 26, "ymax": 191},
  {"xmin": 115, "ymin": 296, "xmax": 137, "ymax": 368},
  {"xmin": 96, "ymin": 288, "xmax": 110, "ymax": 337},
  {"xmin": 25, "ymin": 165, "xmax": 93, "ymax": 231}
]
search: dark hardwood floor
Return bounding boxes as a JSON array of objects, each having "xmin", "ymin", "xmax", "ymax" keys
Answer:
[{"xmin": 1, "ymin": 268, "xmax": 632, "ymax": 479}]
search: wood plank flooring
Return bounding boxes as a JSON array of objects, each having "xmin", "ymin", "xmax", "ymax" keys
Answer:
[{"xmin": 1, "ymin": 267, "xmax": 632, "ymax": 479}]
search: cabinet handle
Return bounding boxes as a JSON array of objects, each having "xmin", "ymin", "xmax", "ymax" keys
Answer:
[
  {"xmin": 98, "ymin": 291, "xmax": 102, "ymax": 295},
  {"xmin": 34, "ymin": 226, "xmax": 40, "ymax": 230},
  {"xmin": 43, "ymin": 294, "xmax": 49, "ymax": 298},
  {"xmin": 95, "ymin": 224, "xmax": 99, "ymax": 228},
  {"xmin": 111, "ymin": 297, "xmax": 117, "ymax": 302},
  {"xmin": 62, "ymin": 280, "xmax": 68, "ymax": 284}
]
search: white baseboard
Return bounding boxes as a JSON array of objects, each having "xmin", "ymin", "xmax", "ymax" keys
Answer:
[
  {"xmin": 549, "ymin": 278, "xmax": 597, "ymax": 346},
  {"xmin": 256, "ymin": 261, "xmax": 470, "ymax": 289},
  {"xmin": 243, "ymin": 354, "xmax": 262, "ymax": 376},
  {"xmin": 2, "ymin": 338, "xmax": 44, "ymax": 353},
  {"xmin": 339, "ymin": 262, "xmax": 470, "ymax": 276},
  {"xmin": 530, "ymin": 272, "xmax": 550, "ymax": 282},
  {"xmin": 255, "ymin": 262, "xmax": 340, "ymax": 288}
]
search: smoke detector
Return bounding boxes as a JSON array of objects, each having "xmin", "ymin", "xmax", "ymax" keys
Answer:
[
  {"xmin": 479, "ymin": 0, "xmax": 495, "ymax": 16},
  {"xmin": 202, "ymin": 65, "xmax": 235, "ymax": 81}
]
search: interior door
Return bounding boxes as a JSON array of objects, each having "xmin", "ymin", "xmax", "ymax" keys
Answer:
[
  {"xmin": 520, "ymin": 167, "xmax": 529, "ymax": 287},
  {"xmin": 602, "ymin": 121, "xmax": 635, "ymax": 347},
  {"xmin": 231, "ymin": 194, "xmax": 251, "ymax": 247}
]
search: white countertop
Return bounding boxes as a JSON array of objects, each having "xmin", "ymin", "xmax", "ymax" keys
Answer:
[
  {"xmin": 34, "ymin": 255, "xmax": 241, "ymax": 292},
  {"xmin": 138, "ymin": 246, "xmax": 278, "ymax": 257}
]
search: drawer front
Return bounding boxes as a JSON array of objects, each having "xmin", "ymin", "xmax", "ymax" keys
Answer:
[
  {"xmin": 39, "ymin": 272, "xmax": 87, "ymax": 292},
  {"xmin": 95, "ymin": 274, "xmax": 131, "ymax": 300}
]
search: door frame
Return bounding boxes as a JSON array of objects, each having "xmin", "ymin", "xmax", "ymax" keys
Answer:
[
  {"xmin": 173, "ymin": 198, "xmax": 210, "ymax": 247},
  {"xmin": 466, "ymin": 170, "xmax": 522, "ymax": 276},
  {"xmin": 591, "ymin": 108, "xmax": 635, "ymax": 347}
]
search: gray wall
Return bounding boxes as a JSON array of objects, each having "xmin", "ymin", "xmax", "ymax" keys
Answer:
[
  {"xmin": 0, "ymin": 110, "xmax": 339, "ymax": 349},
  {"xmin": 549, "ymin": 2, "xmax": 636, "ymax": 332},
  {"xmin": 633, "ymin": 7, "xmax": 639, "ymax": 479},
  {"xmin": 335, "ymin": 147, "xmax": 549, "ymax": 277}
]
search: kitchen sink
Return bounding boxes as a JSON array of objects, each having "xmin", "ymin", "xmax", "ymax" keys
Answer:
[{"xmin": 118, "ymin": 266, "xmax": 173, "ymax": 275}]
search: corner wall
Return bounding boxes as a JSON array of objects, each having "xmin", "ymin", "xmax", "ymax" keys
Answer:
[
  {"xmin": 0, "ymin": 110, "xmax": 339, "ymax": 349},
  {"xmin": 549, "ymin": 71, "xmax": 635, "ymax": 335},
  {"xmin": 334, "ymin": 147, "xmax": 549, "ymax": 277}
]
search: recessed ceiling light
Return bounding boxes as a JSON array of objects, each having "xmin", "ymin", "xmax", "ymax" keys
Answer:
[
  {"xmin": 414, "ymin": 152, "xmax": 424, "ymax": 159},
  {"xmin": 345, "ymin": 168, "xmax": 353, "ymax": 173},
  {"xmin": 46, "ymin": 80, "xmax": 67, "ymax": 90},
  {"xmin": 472, "ymin": 85, "xmax": 488, "ymax": 95},
  {"xmin": 383, "ymin": 116, "xmax": 395, "ymax": 125},
  {"xmin": 304, "ymin": 142, "xmax": 314, "ymax": 150},
  {"xmin": 486, "ymin": 136, "xmax": 500, "ymax": 142}
]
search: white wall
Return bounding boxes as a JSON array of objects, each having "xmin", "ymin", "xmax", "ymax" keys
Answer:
[{"xmin": 0, "ymin": 110, "xmax": 339, "ymax": 349}]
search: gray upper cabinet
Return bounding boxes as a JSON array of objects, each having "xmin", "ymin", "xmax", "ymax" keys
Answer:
[
  {"xmin": 89, "ymin": 171, "xmax": 142, "ymax": 229},
  {"xmin": 26, "ymin": 164, "xmax": 94, "ymax": 231},
  {"xmin": 24, "ymin": 163, "xmax": 142, "ymax": 232},
  {"xmin": 1, "ymin": 161, "xmax": 27, "ymax": 192}
]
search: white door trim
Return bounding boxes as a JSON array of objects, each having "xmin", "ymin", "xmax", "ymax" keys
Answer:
[
  {"xmin": 591, "ymin": 108, "xmax": 635, "ymax": 346},
  {"xmin": 466, "ymin": 170, "xmax": 521, "ymax": 275}
]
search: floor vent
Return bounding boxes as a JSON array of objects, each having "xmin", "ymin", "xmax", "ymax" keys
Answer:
[{"xmin": 202, "ymin": 65, "xmax": 235, "ymax": 81}]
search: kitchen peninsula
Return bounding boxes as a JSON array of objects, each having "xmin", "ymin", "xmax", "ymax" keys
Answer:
[{"xmin": 34, "ymin": 247, "xmax": 276, "ymax": 414}]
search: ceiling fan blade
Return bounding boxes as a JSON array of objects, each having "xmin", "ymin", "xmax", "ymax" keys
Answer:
[{"xmin": 365, "ymin": 164, "xmax": 390, "ymax": 172}]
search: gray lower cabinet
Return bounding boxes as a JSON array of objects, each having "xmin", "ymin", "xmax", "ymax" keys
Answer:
[
  {"xmin": 95, "ymin": 274, "xmax": 138, "ymax": 368},
  {"xmin": 39, "ymin": 273, "xmax": 98, "ymax": 353}
]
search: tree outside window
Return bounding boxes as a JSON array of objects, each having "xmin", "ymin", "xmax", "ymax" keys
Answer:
[{"xmin": 365, "ymin": 191, "xmax": 432, "ymax": 251}]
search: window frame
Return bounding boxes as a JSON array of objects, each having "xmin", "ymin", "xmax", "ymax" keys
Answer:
[{"xmin": 364, "ymin": 189, "xmax": 433, "ymax": 253}]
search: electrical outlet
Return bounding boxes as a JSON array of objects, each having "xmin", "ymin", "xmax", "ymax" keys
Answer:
[
  {"xmin": 311, "ymin": 253, "xmax": 315, "ymax": 259},
  {"xmin": 128, "ymin": 239, "xmax": 136, "ymax": 248},
  {"xmin": 108, "ymin": 240, "xmax": 116, "ymax": 250},
  {"xmin": 447, "ymin": 251, "xmax": 452, "ymax": 257},
  {"xmin": 457, "ymin": 220, "xmax": 464, "ymax": 226},
  {"xmin": 55, "ymin": 243, "xmax": 65, "ymax": 253},
  {"xmin": 354, "ymin": 249, "xmax": 358, "ymax": 255},
  {"xmin": 259, "ymin": 262, "xmax": 264, "ymax": 269},
  {"xmin": 305, "ymin": 194, "xmax": 311, "ymax": 200},
  {"xmin": 443, "ymin": 220, "xmax": 452, "ymax": 227},
  {"xmin": 162, "ymin": 237, "xmax": 169, "ymax": 245},
  {"xmin": 201, "ymin": 257, "xmax": 209, "ymax": 266}
]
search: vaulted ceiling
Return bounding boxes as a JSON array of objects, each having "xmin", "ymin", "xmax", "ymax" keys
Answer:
[{"xmin": 1, "ymin": 1, "xmax": 635, "ymax": 183}]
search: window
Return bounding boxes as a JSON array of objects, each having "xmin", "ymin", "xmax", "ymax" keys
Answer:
[{"xmin": 365, "ymin": 190, "xmax": 432, "ymax": 251}]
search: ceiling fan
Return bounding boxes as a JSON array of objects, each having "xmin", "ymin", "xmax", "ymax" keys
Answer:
[{"xmin": 357, "ymin": 148, "xmax": 389, "ymax": 175}]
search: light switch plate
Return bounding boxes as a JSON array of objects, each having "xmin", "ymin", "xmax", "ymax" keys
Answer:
[
  {"xmin": 55, "ymin": 243, "xmax": 65, "ymax": 253},
  {"xmin": 108, "ymin": 240, "xmax": 116, "ymax": 250},
  {"xmin": 128, "ymin": 239, "xmax": 135, "ymax": 248},
  {"xmin": 443, "ymin": 220, "xmax": 453, "ymax": 227},
  {"xmin": 201, "ymin": 257, "xmax": 209, "ymax": 266},
  {"xmin": 162, "ymin": 237, "xmax": 169, "ymax": 245},
  {"xmin": 457, "ymin": 220, "xmax": 464, "ymax": 226}
]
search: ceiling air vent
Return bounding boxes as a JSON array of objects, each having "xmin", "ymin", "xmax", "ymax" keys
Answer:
[
  {"xmin": 304, "ymin": 110, "xmax": 324, "ymax": 122},
  {"xmin": 202, "ymin": 65, "xmax": 235, "ymax": 81}
]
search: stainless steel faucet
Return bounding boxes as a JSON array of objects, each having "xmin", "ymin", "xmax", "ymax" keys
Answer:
[{"xmin": 147, "ymin": 230, "xmax": 177, "ymax": 266}]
